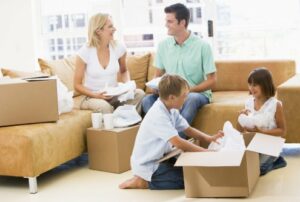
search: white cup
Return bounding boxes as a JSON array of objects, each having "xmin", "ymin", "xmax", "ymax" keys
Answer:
[
  {"xmin": 103, "ymin": 113, "xmax": 114, "ymax": 130},
  {"xmin": 91, "ymin": 112, "xmax": 103, "ymax": 129}
]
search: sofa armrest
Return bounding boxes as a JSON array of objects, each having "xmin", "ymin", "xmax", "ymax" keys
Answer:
[{"xmin": 277, "ymin": 74, "xmax": 300, "ymax": 143}]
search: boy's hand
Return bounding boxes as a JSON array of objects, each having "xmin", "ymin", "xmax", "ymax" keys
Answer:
[{"xmin": 208, "ymin": 130, "xmax": 224, "ymax": 144}]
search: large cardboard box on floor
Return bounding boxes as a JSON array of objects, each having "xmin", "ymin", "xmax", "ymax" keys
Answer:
[
  {"xmin": 174, "ymin": 132, "xmax": 285, "ymax": 198},
  {"xmin": 87, "ymin": 125, "xmax": 139, "ymax": 173},
  {"xmin": 0, "ymin": 78, "xmax": 58, "ymax": 126}
]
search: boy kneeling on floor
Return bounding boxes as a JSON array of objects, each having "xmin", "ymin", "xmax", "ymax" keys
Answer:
[{"xmin": 119, "ymin": 74, "xmax": 224, "ymax": 190}]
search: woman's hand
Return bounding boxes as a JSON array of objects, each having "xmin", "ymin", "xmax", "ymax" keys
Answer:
[{"xmin": 94, "ymin": 91, "xmax": 113, "ymax": 100}]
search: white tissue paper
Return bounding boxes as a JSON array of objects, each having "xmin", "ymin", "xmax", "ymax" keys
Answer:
[
  {"xmin": 238, "ymin": 112, "xmax": 271, "ymax": 129},
  {"xmin": 117, "ymin": 81, "xmax": 136, "ymax": 102},
  {"xmin": 113, "ymin": 105, "xmax": 142, "ymax": 128},
  {"xmin": 238, "ymin": 113, "xmax": 256, "ymax": 129},
  {"xmin": 55, "ymin": 76, "xmax": 74, "ymax": 114},
  {"xmin": 145, "ymin": 77, "xmax": 162, "ymax": 90},
  {"xmin": 208, "ymin": 121, "xmax": 246, "ymax": 152}
]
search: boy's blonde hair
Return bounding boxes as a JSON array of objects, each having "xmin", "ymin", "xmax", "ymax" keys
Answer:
[
  {"xmin": 87, "ymin": 13, "xmax": 109, "ymax": 47},
  {"xmin": 159, "ymin": 74, "xmax": 189, "ymax": 100}
]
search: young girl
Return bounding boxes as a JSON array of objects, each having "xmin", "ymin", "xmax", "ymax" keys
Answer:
[{"xmin": 237, "ymin": 67, "xmax": 287, "ymax": 176}]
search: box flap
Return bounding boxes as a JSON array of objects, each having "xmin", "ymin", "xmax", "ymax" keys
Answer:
[
  {"xmin": 157, "ymin": 139, "xmax": 195, "ymax": 163},
  {"xmin": 157, "ymin": 148, "xmax": 182, "ymax": 163},
  {"xmin": 246, "ymin": 133, "xmax": 285, "ymax": 157},
  {"xmin": 175, "ymin": 151, "xmax": 244, "ymax": 167}
]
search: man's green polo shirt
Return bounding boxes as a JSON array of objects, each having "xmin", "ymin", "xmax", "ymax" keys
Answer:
[{"xmin": 155, "ymin": 33, "xmax": 216, "ymax": 102}]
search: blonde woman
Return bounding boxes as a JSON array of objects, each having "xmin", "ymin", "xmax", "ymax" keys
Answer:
[{"xmin": 74, "ymin": 13, "xmax": 145, "ymax": 113}]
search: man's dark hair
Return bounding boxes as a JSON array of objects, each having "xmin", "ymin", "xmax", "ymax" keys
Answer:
[{"xmin": 164, "ymin": 3, "xmax": 190, "ymax": 28}]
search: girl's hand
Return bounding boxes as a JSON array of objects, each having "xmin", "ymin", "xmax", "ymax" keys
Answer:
[
  {"xmin": 244, "ymin": 126, "xmax": 261, "ymax": 133},
  {"xmin": 209, "ymin": 130, "xmax": 224, "ymax": 144},
  {"xmin": 94, "ymin": 91, "xmax": 113, "ymax": 100},
  {"xmin": 238, "ymin": 109, "xmax": 251, "ymax": 115}
]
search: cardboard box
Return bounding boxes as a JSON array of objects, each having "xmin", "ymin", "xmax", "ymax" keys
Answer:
[
  {"xmin": 173, "ymin": 133, "xmax": 285, "ymax": 198},
  {"xmin": 87, "ymin": 125, "xmax": 139, "ymax": 173},
  {"xmin": 0, "ymin": 78, "xmax": 58, "ymax": 126}
]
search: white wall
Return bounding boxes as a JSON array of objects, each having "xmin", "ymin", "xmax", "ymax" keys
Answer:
[{"xmin": 0, "ymin": 0, "xmax": 37, "ymax": 71}]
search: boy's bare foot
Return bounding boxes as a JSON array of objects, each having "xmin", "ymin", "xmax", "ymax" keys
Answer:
[{"xmin": 119, "ymin": 176, "xmax": 148, "ymax": 189}]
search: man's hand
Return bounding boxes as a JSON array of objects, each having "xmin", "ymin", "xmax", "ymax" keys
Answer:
[
  {"xmin": 238, "ymin": 109, "xmax": 251, "ymax": 115},
  {"xmin": 148, "ymin": 88, "xmax": 159, "ymax": 94}
]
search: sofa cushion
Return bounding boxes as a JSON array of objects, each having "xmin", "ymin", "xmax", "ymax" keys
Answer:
[
  {"xmin": 0, "ymin": 109, "xmax": 91, "ymax": 177},
  {"xmin": 38, "ymin": 56, "xmax": 79, "ymax": 96},
  {"xmin": 213, "ymin": 60, "xmax": 296, "ymax": 91},
  {"xmin": 145, "ymin": 53, "xmax": 156, "ymax": 93},
  {"xmin": 1, "ymin": 68, "xmax": 47, "ymax": 78},
  {"xmin": 192, "ymin": 91, "xmax": 251, "ymax": 135},
  {"xmin": 126, "ymin": 53, "xmax": 150, "ymax": 90},
  {"xmin": 38, "ymin": 53, "xmax": 150, "ymax": 96}
]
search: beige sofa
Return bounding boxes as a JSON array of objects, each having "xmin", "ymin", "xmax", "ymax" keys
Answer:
[
  {"xmin": 0, "ymin": 53, "xmax": 299, "ymax": 194},
  {"xmin": 0, "ymin": 53, "xmax": 151, "ymax": 194}
]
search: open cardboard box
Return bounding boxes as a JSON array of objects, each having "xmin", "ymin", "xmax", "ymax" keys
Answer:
[{"xmin": 161, "ymin": 131, "xmax": 285, "ymax": 198}]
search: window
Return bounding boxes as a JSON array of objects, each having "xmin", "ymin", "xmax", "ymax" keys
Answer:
[
  {"xmin": 214, "ymin": 0, "xmax": 300, "ymax": 71},
  {"xmin": 71, "ymin": 14, "xmax": 85, "ymax": 28},
  {"xmin": 121, "ymin": 0, "xmax": 204, "ymax": 54},
  {"xmin": 39, "ymin": 0, "xmax": 113, "ymax": 59}
]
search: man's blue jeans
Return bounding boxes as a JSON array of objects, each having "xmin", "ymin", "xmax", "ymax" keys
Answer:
[
  {"xmin": 148, "ymin": 157, "xmax": 184, "ymax": 190},
  {"xmin": 142, "ymin": 93, "xmax": 209, "ymax": 138}
]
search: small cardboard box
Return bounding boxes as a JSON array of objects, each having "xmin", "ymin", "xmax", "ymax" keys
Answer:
[
  {"xmin": 174, "ymin": 133, "xmax": 285, "ymax": 198},
  {"xmin": 0, "ymin": 78, "xmax": 58, "ymax": 126},
  {"xmin": 87, "ymin": 125, "xmax": 139, "ymax": 173}
]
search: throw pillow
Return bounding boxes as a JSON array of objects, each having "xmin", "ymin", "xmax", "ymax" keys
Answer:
[
  {"xmin": 38, "ymin": 55, "xmax": 80, "ymax": 97},
  {"xmin": 1, "ymin": 68, "xmax": 48, "ymax": 78},
  {"xmin": 145, "ymin": 53, "xmax": 156, "ymax": 93},
  {"xmin": 126, "ymin": 53, "xmax": 150, "ymax": 90}
]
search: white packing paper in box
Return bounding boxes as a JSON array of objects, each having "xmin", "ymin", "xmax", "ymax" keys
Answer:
[{"xmin": 175, "ymin": 121, "xmax": 285, "ymax": 167}]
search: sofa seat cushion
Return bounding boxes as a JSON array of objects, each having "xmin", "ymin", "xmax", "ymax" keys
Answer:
[
  {"xmin": 0, "ymin": 109, "xmax": 91, "ymax": 177},
  {"xmin": 192, "ymin": 91, "xmax": 251, "ymax": 135}
]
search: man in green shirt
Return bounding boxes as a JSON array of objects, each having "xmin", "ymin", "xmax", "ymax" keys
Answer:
[{"xmin": 142, "ymin": 3, "xmax": 217, "ymax": 139}]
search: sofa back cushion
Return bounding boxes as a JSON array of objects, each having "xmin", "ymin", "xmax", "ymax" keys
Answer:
[
  {"xmin": 145, "ymin": 53, "xmax": 157, "ymax": 93},
  {"xmin": 126, "ymin": 53, "xmax": 150, "ymax": 90},
  {"xmin": 38, "ymin": 56, "xmax": 79, "ymax": 96},
  {"xmin": 1, "ymin": 68, "xmax": 48, "ymax": 78},
  {"xmin": 212, "ymin": 60, "xmax": 296, "ymax": 91},
  {"xmin": 38, "ymin": 53, "xmax": 150, "ymax": 96}
]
